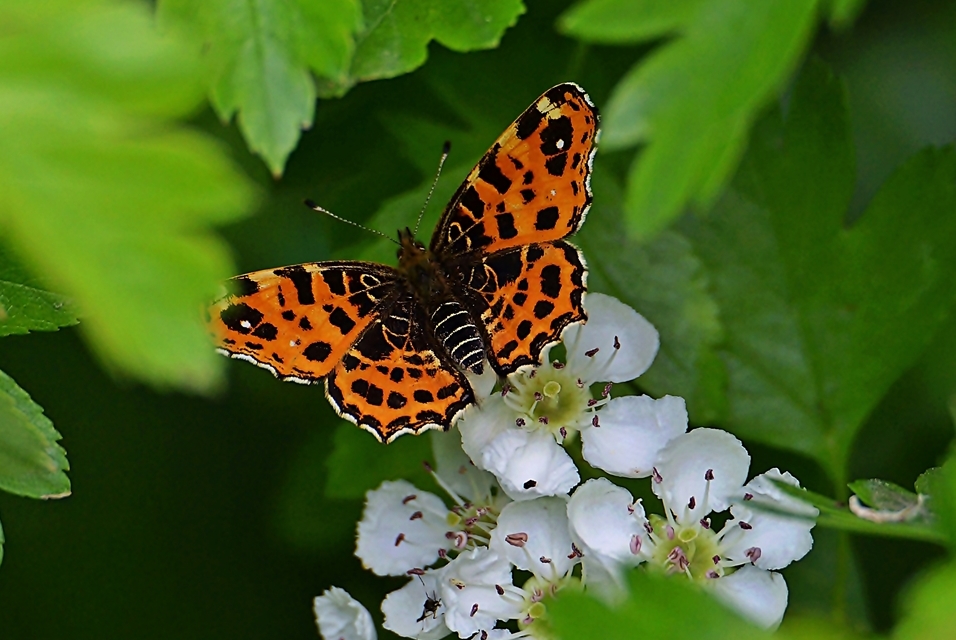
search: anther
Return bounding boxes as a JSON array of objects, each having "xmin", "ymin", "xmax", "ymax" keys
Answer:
[
  {"xmin": 587, "ymin": 399, "xmax": 598, "ymax": 407},
  {"xmin": 568, "ymin": 543, "xmax": 583, "ymax": 559},
  {"xmin": 495, "ymin": 584, "xmax": 504, "ymax": 595},
  {"xmin": 630, "ymin": 535, "xmax": 642, "ymax": 554},
  {"xmin": 688, "ymin": 496, "xmax": 696, "ymax": 510},
  {"xmin": 407, "ymin": 568, "xmax": 425, "ymax": 576},
  {"xmin": 410, "ymin": 511, "xmax": 423, "ymax": 520},
  {"xmin": 523, "ymin": 479, "xmax": 537, "ymax": 489},
  {"xmin": 538, "ymin": 416, "xmax": 549, "ymax": 424},
  {"xmin": 666, "ymin": 525, "xmax": 675, "ymax": 540},
  {"xmin": 470, "ymin": 604, "xmax": 479, "ymax": 617},
  {"xmin": 700, "ymin": 518, "xmax": 711, "ymax": 530},
  {"xmin": 559, "ymin": 426, "xmax": 567, "ymax": 438},
  {"xmin": 539, "ymin": 556, "xmax": 552, "ymax": 564},
  {"xmin": 644, "ymin": 522, "xmax": 654, "ymax": 534},
  {"xmin": 438, "ymin": 549, "xmax": 447, "ymax": 559},
  {"xmin": 534, "ymin": 391, "xmax": 543, "ymax": 402},
  {"xmin": 592, "ymin": 414, "xmax": 600, "ymax": 427},
  {"xmin": 552, "ymin": 360, "xmax": 565, "ymax": 369},
  {"xmin": 746, "ymin": 547, "xmax": 762, "ymax": 564},
  {"xmin": 706, "ymin": 570, "xmax": 719, "ymax": 579},
  {"xmin": 395, "ymin": 533, "xmax": 406, "ymax": 546},
  {"xmin": 516, "ymin": 418, "xmax": 526, "ymax": 427},
  {"xmin": 744, "ymin": 492, "xmax": 753, "ymax": 501},
  {"xmin": 613, "ymin": 336, "xmax": 621, "ymax": 350},
  {"xmin": 402, "ymin": 494, "xmax": 417, "ymax": 504},
  {"xmin": 739, "ymin": 521, "xmax": 753, "ymax": 530},
  {"xmin": 602, "ymin": 382, "xmax": 612, "ymax": 398},
  {"xmin": 712, "ymin": 555, "xmax": 720, "ymax": 565},
  {"xmin": 652, "ymin": 467, "xmax": 663, "ymax": 483},
  {"xmin": 501, "ymin": 384, "xmax": 512, "ymax": 397},
  {"xmin": 423, "ymin": 461, "xmax": 434, "ymax": 472},
  {"xmin": 585, "ymin": 347, "xmax": 599, "ymax": 357},
  {"xmin": 505, "ymin": 533, "xmax": 529, "ymax": 547},
  {"xmin": 576, "ymin": 378, "xmax": 584, "ymax": 388},
  {"xmin": 704, "ymin": 469, "xmax": 715, "ymax": 481}
]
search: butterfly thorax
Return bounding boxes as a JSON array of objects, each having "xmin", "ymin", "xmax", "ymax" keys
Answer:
[{"xmin": 396, "ymin": 227, "xmax": 485, "ymax": 375}]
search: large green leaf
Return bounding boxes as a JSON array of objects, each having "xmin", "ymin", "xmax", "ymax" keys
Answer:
[
  {"xmin": 893, "ymin": 561, "xmax": 956, "ymax": 640},
  {"xmin": 562, "ymin": 0, "xmax": 818, "ymax": 238},
  {"xmin": 0, "ymin": 369, "xmax": 70, "ymax": 499},
  {"xmin": 320, "ymin": 0, "xmax": 526, "ymax": 98},
  {"xmin": 0, "ymin": 245, "xmax": 78, "ymax": 337},
  {"xmin": 559, "ymin": 0, "xmax": 705, "ymax": 44},
  {"xmin": 0, "ymin": 0, "xmax": 256, "ymax": 392},
  {"xmin": 683, "ymin": 62, "xmax": 956, "ymax": 478},
  {"xmin": 159, "ymin": 0, "xmax": 362, "ymax": 176}
]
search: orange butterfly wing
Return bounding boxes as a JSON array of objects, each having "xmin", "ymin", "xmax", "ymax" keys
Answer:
[
  {"xmin": 209, "ymin": 262, "xmax": 400, "ymax": 381},
  {"xmin": 431, "ymin": 83, "xmax": 598, "ymax": 256}
]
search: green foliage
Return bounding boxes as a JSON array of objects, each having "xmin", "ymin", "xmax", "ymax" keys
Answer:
[
  {"xmin": 682, "ymin": 62, "xmax": 956, "ymax": 479},
  {"xmin": 548, "ymin": 570, "xmax": 767, "ymax": 640},
  {"xmin": 0, "ymin": 370, "xmax": 70, "ymax": 499},
  {"xmin": 848, "ymin": 479, "xmax": 921, "ymax": 512},
  {"xmin": 325, "ymin": 423, "xmax": 435, "ymax": 500},
  {"xmin": 893, "ymin": 561, "xmax": 956, "ymax": 640},
  {"xmin": 0, "ymin": 246, "xmax": 78, "ymax": 337},
  {"xmin": 0, "ymin": 0, "xmax": 257, "ymax": 393}
]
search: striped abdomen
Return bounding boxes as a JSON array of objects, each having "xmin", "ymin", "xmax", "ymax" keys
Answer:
[{"xmin": 431, "ymin": 300, "xmax": 485, "ymax": 374}]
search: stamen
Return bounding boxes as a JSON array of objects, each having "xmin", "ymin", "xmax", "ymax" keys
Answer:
[
  {"xmin": 505, "ymin": 533, "xmax": 529, "ymax": 547},
  {"xmin": 395, "ymin": 533, "xmax": 406, "ymax": 546},
  {"xmin": 712, "ymin": 555, "xmax": 720, "ymax": 564},
  {"xmin": 496, "ymin": 584, "xmax": 504, "ymax": 595},
  {"xmin": 704, "ymin": 469, "xmax": 715, "ymax": 481},
  {"xmin": 745, "ymin": 547, "xmax": 762, "ymax": 564},
  {"xmin": 613, "ymin": 336, "xmax": 621, "ymax": 349},
  {"xmin": 706, "ymin": 570, "xmax": 719, "ymax": 579},
  {"xmin": 501, "ymin": 384, "xmax": 512, "ymax": 397},
  {"xmin": 652, "ymin": 467, "xmax": 663, "ymax": 484},
  {"xmin": 666, "ymin": 525, "xmax": 675, "ymax": 540},
  {"xmin": 585, "ymin": 347, "xmax": 599, "ymax": 357},
  {"xmin": 559, "ymin": 426, "xmax": 567, "ymax": 439},
  {"xmin": 576, "ymin": 378, "xmax": 584, "ymax": 388},
  {"xmin": 739, "ymin": 521, "xmax": 753, "ymax": 530},
  {"xmin": 407, "ymin": 568, "xmax": 425, "ymax": 576},
  {"xmin": 630, "ymin": 534, "xmax": 642, "ymax": 554},
  {"xmin": 587, "ymin": 399, "xmax": 598, "ymax": 407},
  {"xmin": 539, "ymin": 556, "xmax": 552, "ymax": 564},
  {"xmin": 534, "ymin": 391, "xmax": 544, "ymax": 402},
  {"xmin": 552, "ymin": 360, "xmax": 565, "ymax": 369},
  {"xmin": 523, "ymin": 479, "xmax": 537, "ymax": 489},
  {"xmin": 700, "ymin": 518, "xmax": 711, "ymax": 530},
  {"xmin": 538, "ymin": 416, "xmax": 549, "ymax": 425},
  {"xmin": 688, "ymin": 496, "xmax": 696, "ymax": 510},
  {"xmin": 410, "ymin": 511, "xmax": 423, "ymax": 520},
  {"xmin": 644, "ymin": 521, "xmax": 654, "ymax": 534},
  {"xmin": 744, "ymin": 492, "xmax": 753, "ymax": 501},
  {"xmin": 602, "ymin": 382, "xmax": 612, "ymax": 398},
  {"xmin": 568, "ymin": 543, "xmax": 583, "ymax": 559},
  {"xmin": 516, "ymin": 418, "xmax": 526, "ymax": 427},
  {"xmin": 402, "ymin": 494, "xmax": 417, "ymax": 504},
  {"xmin": 591, "ymin": 414, "xmax": 600, "ymax": 427},
  {"xmin": 470, "ymin": 604, "xmax": 479, "ymax": 617},
  {"xmin": 438, "ymin": 549, "xmax": 447, "ymax": 559}
]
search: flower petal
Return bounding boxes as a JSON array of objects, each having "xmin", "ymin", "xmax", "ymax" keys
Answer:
[
  {"xmin": 581, "ymin": 395, "xmax": 688, "ymax": 478},
  {"xmin": 467, "ymin": 359, "xmax": 499, "ymax": 399},
  {"xmin": 430, "ymin": 429, "xmax": 499, "ymax": 505},
  {"xmin": 458, "ymin": 395, "xmax": 515, "ymax": 467},
  {"xmin": 314, "ymin": 587, "xmax": 377, "ymax": 640},
  {"xmin": 481, "ymin": 428, "xmax": 579, "ymax": 501},
  {"xmin": 381, "ymin": 572, "xmax": 450, "ymax": 640},
  {"xmin": 653, "ymin": 428, "xmax": 750, "ymax": 518},
  {"xmin": 440, "ymin": 548, "xmax": 521, "ymax": 638},
  {"xmin": 709, "ymin": 565, "xmax": 788, "ymax": 629},
  {"xmin": 491, "ymin": 497, "xmax": 575, "ymax": 579},
  {"xmin": 567, "ymin": 479, "xmax": 647, "ymax": 568},
  {"xmin": 356, "ymin": 480, "xmax": 453, "ymax": 576},
  {"xmin": 563, "ymin": 293, "xmax": 659, "ymax": 383},
  {"xmin": 721, "ymin": 470, "xmax": 817, "ymax": 570}
]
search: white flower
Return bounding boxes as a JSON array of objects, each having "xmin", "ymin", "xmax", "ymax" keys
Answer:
[
  {"xmin": 439, "ymin": 548, "xmax": 524, "ymax": 638},
  {"xmin": 709, "ymin": 565, "xmax": 789, "ymax": 629},
  {"xmin": 566, "ymin": 478, "xmax": 648, "ymax": 596},
  {"xmin": 313, "ymin": 587, "xmax": 377, "ymax": 640},
  {"xmin": 381, "ymin": 570, "xmax": 450, "ymax": 640},
  {"xmin": 490, "ymin": 497, "xmax": 577, "ymax": 582},
  {"xmin": 356, "ymin": 480, "xmax": 459, "ymax": 576},
  {"xmin": 458, "ymin": 293, "xmax": 661, "ymax": 500}
]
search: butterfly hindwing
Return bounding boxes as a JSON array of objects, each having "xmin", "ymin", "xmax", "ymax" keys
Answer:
[
  {"xmin": 209, "ymin": 262, "xmax": 400, "ymax": 382},
  {"xmin": 325, "ymin": 296, "xmax": 474, "ymax": 442},
  {"xmin": 454, "ymin": 241, "xmax": 587, "ymax": 375},
  {"xmin": 431, "ymin": 83, "xmax": 599, "ymax": 257}
]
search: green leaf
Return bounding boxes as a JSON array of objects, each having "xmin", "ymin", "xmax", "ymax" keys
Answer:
[
  {"xmin": 325, "ymin": 423, "xmax": 435, "ymax": 500},
  {"xmin": 847, "ymin": 479, "xmax": 919, "ymax": 511},
  {"xmin": 548, "ymin": 570, "xmax": 766, "ymax": 640},
  {"xmin": 559, "ymin": 0, "xmax": 705, "ymax": 44},
  {"xmin": 826, "ymin": 0, "xmax": 868, "ymax": 29},
  {"xmin": 0, "ymin": 369, "xmax": 70, "ymax": 499},
  {"xmin": 594, "ymin": 0, "xmax": 818, "ymax": 238},
  {"xmin": 159, "ymin": 0, "xmax": 363, "ymax": 176},
  {"xmin": 320, "ymin": 0, "xmax": 526, "ymax": 98},
  {"xmin": 0, "ymin": 0, "xmax": 257, "ymax": 392},
  {"xmin": 577, "ymin": 170, "xmax": 726, "ymax": 423},
  {"xmin": 893, "ymin": 561, "xmax": 956, "ymax": 640},
  {"xmin": 0, "ymin": 244, "xmax": 78, "ymax": 337},
  {"xmin": 682, "ymin": 62, "xmax": 956, "ymax": 478},
  {"xmin": 915, "ymin": 455, "xmax": 956, "ymax": 549}
]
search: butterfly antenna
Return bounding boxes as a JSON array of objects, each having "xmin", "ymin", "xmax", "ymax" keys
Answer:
[
  {"xmin": 413, "ymin": 140, "xmax": 452, "ymax": 237},
  {"xmin": 303, "ymin": 200, "xmax": 399, "ymax": 245}
]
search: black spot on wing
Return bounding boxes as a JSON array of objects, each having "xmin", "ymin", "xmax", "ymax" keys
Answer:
[
  {"xmin": 522, "ymin": 170, "xmax": 534, "ymax": 185},
  {"xmin": 540, "ymin": 264, "xmax": 562, "ymax": 298},
  {"xmin": 220, "ymin": 303, "xmax": 263, "ymax": 334},
  {"xmin": 539, "ymin": 115, "xmax": 574, "ymax": 155},
  {"xmin": 251, "ymin": 322, "xmax": 278, "ymax": 341},
  {"xmin": 535, "ymin": 207, "xmax": 560, "ymax": 231},
  {"xmin": 281, "ymin": 310, "xmax": 296, "ymax": 321},
  {"xmin": 477, "ymin": 146, "xmax": 513, "ymax": 195},
  {"xmin": 526, "ymin": 245, "xmax": 545, "ymax": 264},
  {"xmin": 321, "ymin": 269, "xmax": 347, "ymax": 296},
  {"xmin": 495, "ymin": 213, "xmax": 518, "ymax": 240},
  {"xmin": 233, "ymin": 276, "xmax": 259, "ymax": 297},
  {"xmin": 328, "ymin": 307, "xmax": 356, "ymax": 335},
  {"xmin": 387, "ymin": 391, "xmax": 407, "ymax": 409},
  {"xmin": 437, "ymin": 383, "xmax": 461, "ymax": 400},
  {"xmin": 303, "ymin": 341, "xmax": 332, "ymax": 362},
  {"xmin": 515, "ymin": 105, "xmax": 545, "ymax": 140},
  {"xmin": 460, "ymin": 185, "xmax": 484, "ymax": 218},
  {"xmin": 274, "ymin": 265, "xmax": 315, "ymax": 305},
  {"xmin": 414, "ymin": 389, "xmax": 434, "ymax": 403},
  {"xmin": 545, "ymin": 153, "xmax": 568, "ymax": 177},
  {"xmin": 534, "ymin": 300, "xmax": 555, "ymax": 319},
  {"xmin": 517, "ymin": 320, "xmax": 532, "ymax": 340},
  {"xmin": 520, "ymin": 189, "xmax": 536, "ymax": 204},
  {"xmin": 299, "ymin": 316, "xmax": 313, "ymax": 331}
]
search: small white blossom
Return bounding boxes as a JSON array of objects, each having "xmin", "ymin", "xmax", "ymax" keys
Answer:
[
  {"xmin": 381, "ymin": 570, "xmax": 450, "ymax": 640},
  {"xmin": 313, "ymin": 587, "xmax": 377, "ymax": 640},
  {"xmin": 491, "ymin": 497, "xmax": 577, "ymax": 581},
  {"xmin": 439, "ymin": 548, "xmax": 523, "ymax": 638},
  {"xmin": 458, "ymin": 293, "xmax": 661, "ymax": 500}
]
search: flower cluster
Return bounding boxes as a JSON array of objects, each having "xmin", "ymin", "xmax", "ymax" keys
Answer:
[{"xmin": 313, "ymin": 294, "xmax": 817, "ymax": 639}]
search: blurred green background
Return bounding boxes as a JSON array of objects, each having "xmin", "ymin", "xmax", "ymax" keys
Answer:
[{"xmin": 1, "ymin": 0, "xmax": 955, "ymax": 638}]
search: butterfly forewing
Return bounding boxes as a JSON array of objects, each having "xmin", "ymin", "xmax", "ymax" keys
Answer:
[
  {"xmin": 431, "ymin": 83, "xmax": 598, "ymax": 257},
  {"xmin": 209, "ymin": 262, "xmax": 400, "ymax": 381}
]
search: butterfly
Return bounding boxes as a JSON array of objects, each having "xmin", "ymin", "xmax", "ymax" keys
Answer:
[{"xmin": 209, "ymin": 83, "xmax": 599, "ymax": 443}]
